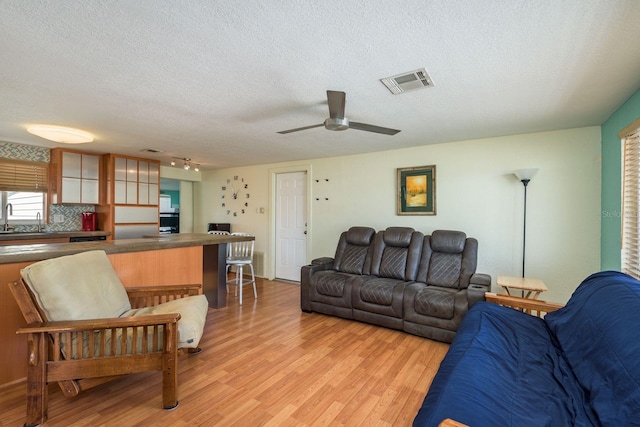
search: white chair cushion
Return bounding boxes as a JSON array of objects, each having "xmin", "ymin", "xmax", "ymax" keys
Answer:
[
  {"xmin": 123, "ymin": 295, "xmax": 209, "ymax": 348},
  {"xmin": 21, "ymin": 250, "xmax": 131, "ymax": 321}
]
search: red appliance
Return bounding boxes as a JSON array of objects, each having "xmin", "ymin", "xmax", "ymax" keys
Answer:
[{"xmin": 81, "ymin": 212, "xmax": 97, "ymax": 231}]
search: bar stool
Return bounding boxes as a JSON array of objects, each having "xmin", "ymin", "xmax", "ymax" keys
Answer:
[{"xmin": 226, "ymin": 232, "xmax": 256, "ymax": 305}]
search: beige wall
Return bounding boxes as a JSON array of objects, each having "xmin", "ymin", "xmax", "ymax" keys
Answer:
[{"xmin": 195, "ymin": 126, "xmax": 601, "ymax": 303}]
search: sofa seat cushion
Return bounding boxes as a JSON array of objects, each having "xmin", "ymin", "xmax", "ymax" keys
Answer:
[
  {"xmin": 309, "ymin": 270, "xmax": 367, "ymax": 311},
  {"xmin": 545, "ymin": 271, "xmax": 640, "ymax": 425},
  {"xmin": 21, "ymin": 250, "xmax": 132, "ymax": 321},
  {"xmin": 352, "ymin": 277, "xmax": 407, "ymax": 319},
  {"xmin": 312, "ymin": 271, "xmax": 353, "ymax": 298},
  {"xmin": 123, "ymin": 294, "xmax": 209, "ymax": 349},
  {"xmin": 412, "ymin": 287, "xmax": 456, "ymax": 320},
  {"xmin": 414, "ymin": 302, "xmax": 598, "ymax": 427},
  {"xmin": 359, "ymin": 278, "xmax": 396, "ymax": 305}
]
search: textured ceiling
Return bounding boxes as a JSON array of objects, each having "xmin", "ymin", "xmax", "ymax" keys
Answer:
[{"xmin": 1, "ymin": 1, "xmax": 640, "ymax": 170}]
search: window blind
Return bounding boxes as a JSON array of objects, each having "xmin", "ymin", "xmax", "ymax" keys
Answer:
[
  {"xmin": 0, "ymin": 159, "xmax": 48, "ymax": 192},
  {"xmin": 622, "ymin": 127, "xmax": 640, "ymax": 279}
]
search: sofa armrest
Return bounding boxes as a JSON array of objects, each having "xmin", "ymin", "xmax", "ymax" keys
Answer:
[
  {"xmin": 311, "ymin": 257, "xmax": 334, "ymax": 266},
  {"xmin": 300, "ymin": 258, "xmax": 334, "ymax": 312},
  {"xmin": 466, "ymin": 273, "xmax": 491, "ymax": 307},
  {"xmin": 469, "ymin": 273, "xmax": 491, "ymax": 287}
]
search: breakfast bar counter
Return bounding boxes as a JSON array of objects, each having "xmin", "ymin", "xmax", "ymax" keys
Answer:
[
  {"xmin": 0, "ymin": 232, "xmax": 250, "ymax": 263},
  {"xmin": 0, "ymin": 233, "xmax": 253, "ymax": 386}
]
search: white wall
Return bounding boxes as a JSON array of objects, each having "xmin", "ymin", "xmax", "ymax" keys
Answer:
[{"xmin": 195, "ymin": 126, "xmax": 601, "ymax": 303}]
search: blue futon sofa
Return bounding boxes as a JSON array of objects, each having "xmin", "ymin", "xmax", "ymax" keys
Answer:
[{"xmin": 414, "ymin": 270, "xmax": 640, "ymax": 426}]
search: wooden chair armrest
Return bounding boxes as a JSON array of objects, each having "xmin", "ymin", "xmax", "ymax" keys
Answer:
[
  {"xmin": 126, "ymin": 284, "xmax": 202, "ymax": 294},
  {"xmin": 126, "ymin": 284, "xmax": 202, "ymax": 308},
  {"xmin": 439, "ymin": 419, "xmax": 468, "ymax": 427},
  {"xmin": 485, "ymin": 292, "xmax": 563, "ymax": 317},
  {"xmin": 16, "ymin": 313, "xmax": 180, "ymax": 335}
]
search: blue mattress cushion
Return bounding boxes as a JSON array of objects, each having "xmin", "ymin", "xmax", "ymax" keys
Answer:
[
  {"xmin": 545, "ymin": 270, "xmax": 640, "ymax": 425},
  {"xmin": 413, "ymin": 301, "xmax": 598, "ymax": 427}
]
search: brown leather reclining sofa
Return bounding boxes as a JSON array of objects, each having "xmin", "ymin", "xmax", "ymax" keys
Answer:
[{"xmin": 300, "ymin": 226, "xmax": 491, "ymax": 343}]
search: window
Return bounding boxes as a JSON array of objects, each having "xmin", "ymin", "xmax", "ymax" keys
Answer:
[
  {"xmin": 0, "ymin": 159, "xmax": 48, "ymax": 225},
  {"xmin": 0, "ymin": 192, "xmax": 45, "ymax": 222},
  {"xmin": 621, "ymin": 122, "xmax": 640, "ymax": 279}
]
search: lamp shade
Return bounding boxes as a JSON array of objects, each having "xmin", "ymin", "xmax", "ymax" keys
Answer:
[{"xmin": 514, "ymin": 168, "xmax": 539, "ymax": 181}]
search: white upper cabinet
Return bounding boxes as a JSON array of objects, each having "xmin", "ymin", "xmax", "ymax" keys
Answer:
[
  {"xmin": 57, "ymin": 150, "xmax": 100, "ymax": 204},
  {"xmin": 112, "ymin": 156, "xmax": 159, "ymax": 206}
]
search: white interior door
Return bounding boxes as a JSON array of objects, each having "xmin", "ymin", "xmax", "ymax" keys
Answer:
[{"xmin": 276, "ymin": 172, "xmax": 307, "ymax": 281}]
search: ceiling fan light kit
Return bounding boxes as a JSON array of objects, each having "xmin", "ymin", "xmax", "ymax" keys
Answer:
[{"xmin": 277, "ymin": 90, "xmax": 400, "ymax": 136}]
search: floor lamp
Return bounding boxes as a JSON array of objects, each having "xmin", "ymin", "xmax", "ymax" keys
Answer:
[{"xmin": 514, "ymin": 168, "xmax": 538, "ymax": 278}]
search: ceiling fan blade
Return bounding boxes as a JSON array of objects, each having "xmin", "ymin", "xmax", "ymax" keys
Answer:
[
  {"xmin": 327, "ymin": 90, "xmax": 346, "ymax": 119},
  {"xmin": 349, "ymin": 121, "xmax": 401, "ymax": 135},
  {"xmin": 277, "ymin": 123, "xmax": 324, "ymax": 134}
]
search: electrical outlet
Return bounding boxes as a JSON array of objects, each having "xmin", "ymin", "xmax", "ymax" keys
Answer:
[{"xmin": 53, "ymin": 214, "xmax": 64, "ymax": 223}]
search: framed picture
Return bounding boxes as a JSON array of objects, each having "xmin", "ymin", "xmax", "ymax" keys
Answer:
[{"xmin": 396, "ymin": 165, "xmax": 436, "ymax": 215}]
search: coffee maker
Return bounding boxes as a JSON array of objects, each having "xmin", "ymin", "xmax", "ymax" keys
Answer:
[{"xmin": 81, "ymin": 212, "xmax": 97, "ymax": 231}]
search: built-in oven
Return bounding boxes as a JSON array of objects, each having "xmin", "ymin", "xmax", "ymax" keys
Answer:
[{"xmin": 159, "ymin": 213, "xmax": 180, "ymax": 234}]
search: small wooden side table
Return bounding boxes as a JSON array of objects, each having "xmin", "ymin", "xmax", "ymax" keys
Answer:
[{"xmin": 497, "ymin": 275, "xmax": 548, "ymax": 300}]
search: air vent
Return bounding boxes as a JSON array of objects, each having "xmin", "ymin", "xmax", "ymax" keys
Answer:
[
  {"xmin": 380, "ymin": 68, "xmax": 434, "ymax": 94},
  {"xmin": 142, "ymin": 148, "xmax": 164, "ymax": 153}
]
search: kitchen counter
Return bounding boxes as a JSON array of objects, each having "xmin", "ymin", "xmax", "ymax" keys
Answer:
[
  {"xmin": 0, "ymin": 232, "xmax": 251, "ymax": 264},
  {"xmin": 0, "ymin": 230, "xmax": 109, "ymax": 243}
]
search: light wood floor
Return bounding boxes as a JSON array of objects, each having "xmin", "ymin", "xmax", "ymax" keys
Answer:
[{"xmin": 0, "ymin": 278, "xmax": 449, "ymax": 426}]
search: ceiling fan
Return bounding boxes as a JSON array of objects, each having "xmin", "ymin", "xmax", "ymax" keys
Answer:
[{"xmin": 277, "ymin": 90, "xmax": 401, "ymax": 136}]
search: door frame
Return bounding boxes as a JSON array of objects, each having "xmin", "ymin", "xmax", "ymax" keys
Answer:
[{"xmin": 267, "ymin": 164, "xmax": 312, "ymax": 280}]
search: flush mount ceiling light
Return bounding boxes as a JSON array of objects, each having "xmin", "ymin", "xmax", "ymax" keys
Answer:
[
  {"xmin": 27, "ymin": 125, "xmax": 94, "ymax": 143},
  {"xmin": 171, "ymin": 157, "xmax": 199, "ymax": 172}
]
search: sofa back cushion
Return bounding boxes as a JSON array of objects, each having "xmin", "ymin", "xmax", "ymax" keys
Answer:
[
  {"xmin": 545, "ymin": 271, "xmax": 640, "ymax": 425},
  {"xmin": 417, "ymin": 230, "xmax": 478, "ymax": 289},
  {"xmin": 20, "ymin": 250, "xmax": 132, "ymax": 321},
  {"xmin": 333, "ymin": 226, "xmax": 375, "ymax": 274},
  {"xmin": 369, "ymin": 227, "xmax": 423, "ymax": 281}
]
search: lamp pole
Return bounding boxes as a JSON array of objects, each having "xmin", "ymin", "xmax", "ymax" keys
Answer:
[
  {"xmin": 514, "ymin": 168, "xmax": 538, "ymax": 280},
  {"xmin": 521, "ymin": 178, "xmax": 530, "ymax": 278}
]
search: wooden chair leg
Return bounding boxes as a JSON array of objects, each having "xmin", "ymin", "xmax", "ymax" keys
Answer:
[
  {"xmin": 25, "ymin": 333, "xmax": 48, "ymax": 427},
  {"xmin": 162, "ymin": 325, "xmax": 179, "ymax": 410}
]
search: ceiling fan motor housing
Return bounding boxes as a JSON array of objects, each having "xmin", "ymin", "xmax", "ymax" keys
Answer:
[{"xmin": 324, "ymin": 117, "xmax": 349, "ymax": 131}]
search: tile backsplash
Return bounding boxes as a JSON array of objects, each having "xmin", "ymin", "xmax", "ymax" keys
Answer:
[
  {"xmin": 12, "ymin": 204, "xmax": 96, "ymax": 233},
  {"xmin": 47, "ymin": 204, "xmax": 97, "ymax": 231},
  {"xmin": 0, "ymin": 141, "xmax": 49, "ymax": 162}
]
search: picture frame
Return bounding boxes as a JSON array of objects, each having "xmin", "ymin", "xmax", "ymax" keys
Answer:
[{"xmin": 396, "ymin": 165, "xmax": 436, "ymax": 215}]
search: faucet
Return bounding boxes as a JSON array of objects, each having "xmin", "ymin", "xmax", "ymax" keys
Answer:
[
  {"xmin": 36, "ymin": 211, "xmax": 42, "ymax": 232},
  {"xmin": 4, "ymin": 203, "xmax": 12, "ymax": 231}
]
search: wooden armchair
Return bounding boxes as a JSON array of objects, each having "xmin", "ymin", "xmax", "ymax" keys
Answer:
[{"xmin": 9, "ymin": 250, "xmax": 209, "ymax": 427}]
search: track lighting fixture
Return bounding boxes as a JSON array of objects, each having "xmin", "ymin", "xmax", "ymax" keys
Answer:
[{"xmin": 171, "ymin": 157, "xmax": 199, "ymax": 172}]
